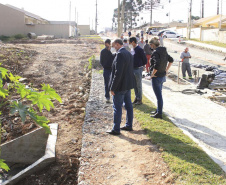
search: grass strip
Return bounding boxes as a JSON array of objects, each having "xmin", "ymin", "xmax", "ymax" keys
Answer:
[
  {"xmin": 132, "ymin": 92, "xmax": 226, "ymax": 184},
  {"xmin": 190, "ymin": 39, "xmax": 226, "ymax": 48}
]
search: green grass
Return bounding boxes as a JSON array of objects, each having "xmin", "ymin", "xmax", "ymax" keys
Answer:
[
  {"xmin": 190, "ymin": 39, "xmax": 226, "ymax": 48},
  {"xmin": 80, "ymin": 35, "xmax": 102, "ymax": 40},
  {"xmin": 132, "ymin": 92, "xmax": 226, "ymax": 184},
  {"xmin": 0, "ymin": 34, "xmax": 27, "ymax": 42}
]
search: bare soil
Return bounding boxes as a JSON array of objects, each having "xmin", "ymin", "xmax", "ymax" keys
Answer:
[
  {"xmin": 0, "ymin": 38, "xmax": 102, "ymax": 185},
  {"xmin": 1, "ymin": 38, "xmax": 174, "ymax": 185}
]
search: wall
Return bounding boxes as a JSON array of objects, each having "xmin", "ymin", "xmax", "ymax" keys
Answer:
[
  {"xmin": 201, "ymin": 28, "xmax": 219, "ymax": 41},
  {"xmin": 190, "ymin": 27, "xmax": 201, "ymax": 39},
  {"xmin": 176, "ymin": 28, "xmax": 187, "ymax": 38},
  {"xmin": 0, "ymin": 4, "xmax": 25, "ymax": 36},
  {"xmin": 218, "ymin": 31, "xmax": 226, "ymax": 43},
  {"xmin": 25, "ymin": 24, "xmax": 74, "ymax": 38},
  {"xmin": 78, "ymin": 25, "xmax": 90, "ymax": 35}
]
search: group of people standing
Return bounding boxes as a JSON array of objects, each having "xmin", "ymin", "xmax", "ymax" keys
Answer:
[{"xmin": 100, "ymin": 34, "xmax": 174, "ymax": 135}]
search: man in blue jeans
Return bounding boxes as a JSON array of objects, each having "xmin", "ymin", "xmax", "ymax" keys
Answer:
[
  {"xmin": 129, "ymin": 37, "xmax": 147, "ymax": 105},
  {"xmin": 107, "ymin": 39, "xmax": 135, "ymax": 135},
  {"xmin": 100, "ymin": 39, "xmax": 114, "ymax": 103}
]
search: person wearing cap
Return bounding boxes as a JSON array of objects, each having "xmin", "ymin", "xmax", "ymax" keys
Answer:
[
  {"xmin": 149, "ymin": 37, "xmax": 174, "ymax": 119},
  {"xmin": 100, "ymin": 39, "xmax": 114, "ymax": 103}
]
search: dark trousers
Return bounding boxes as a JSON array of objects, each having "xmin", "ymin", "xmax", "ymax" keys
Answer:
[
  {"xmin": 152, "ymin": 76, "xmax": 166, "ymax": 114},
  {"xmin": 103, "ymin": 69, "xmax": 111, "ymax": 99},
  {"xmin": 112, "ymin": 90, "xmax": 133, "ymax": 132},
  {"xmin": 134, "ymin": 67, "xmax": 143, "ymax": 101},
  {"xmin": 182, "ymin": 62, "xmax": 192, "ymax": 78}
]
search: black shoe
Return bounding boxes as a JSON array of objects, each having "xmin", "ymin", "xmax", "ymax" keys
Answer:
[
  {"xmin": 106, "ymin": 130, "xmax": 120, "ymax": 135},
  {"xmin": 151, "ymin": 110, "xmax": 157, "ymax": 114},
  {"xmin": 132, "ymin": 98, "xmax": 137, "ymax": 104},
  {"xmin": 135, "ymin": 100, "xmax": 142, "ymax": 105},
  {"xmin": 120, "ymin": 126, "xmax": 133, "ymax": 131},
  {"xmin": 150, "ymin": 113, "xmax": 163, "ymax": 119}
]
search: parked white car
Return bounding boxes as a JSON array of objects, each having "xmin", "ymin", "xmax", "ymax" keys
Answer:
[
  {"xmin": 162, "ymin": 31, "xmax": 182, "ymax": 38},
  {"xmin": 148, "ymin": 29, "xmax": 159, "ymax": 35}
]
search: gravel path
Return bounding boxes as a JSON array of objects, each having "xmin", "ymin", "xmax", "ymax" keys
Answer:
[
  {"xmin": 142, "ymin": 78, "xmax": 226, "ymax": 172},
  {"xmin": 78, "ymin": 67, "xmax": 173, "ymax": 185}
]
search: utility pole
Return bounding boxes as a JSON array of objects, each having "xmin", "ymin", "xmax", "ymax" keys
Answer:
[
  {"xmin": 75, "ymin": 7, "xmax": 76, "ymax": 25},
  {"xmin": 217, "ymin": 0, "xmax": 219, "ymax": 15},
  {"xmin": 187, "ymin": 0, "xmax": 192, "ymax": 39},
  {"xmin": 69, "ymin": 1, "xmax": 71, "ymax": 25},
  {"xmin": 219, "ymin": 0, "xmax": 222, "ymax": 30},
  {"xmin": 168, "ymin": 0, "xmax": 171, "ymax": 28},
  {"xmin": 121, "ymin": 0, "xmax": 125, "ymax": 35},
  {"xmin": 150, "ymin": 0, "xmax": 153, "ymax": 26},
  {"xmin": 95, "ymin": 0, "xmax": 97, "ymax": 34},
  {"xmin": 117, "ymin": 0, "xmax": 121, "ymax": 37},
  {"xmin": 201, "ymin": 0, "xmax": 204, "ymax": 18}
]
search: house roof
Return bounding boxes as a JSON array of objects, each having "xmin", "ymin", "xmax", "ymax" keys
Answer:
[
  {"xmin": 194, "ymin": 15, "xmax": 219, "ymax": 25},
  {"xmin": 5, "ymin": 4, "xmax": 48, "ymax": 21},
  {"xmin": 207, "ymin": 15, "xmax": 226, "ymax": 25}
]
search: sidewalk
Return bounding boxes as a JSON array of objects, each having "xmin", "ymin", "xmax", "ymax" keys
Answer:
[
  {"xmin": 78, "ymin": 67, "xmax": 172, "ymax": 185},
  {"xmin": 169, "ymin": 38, "xmax": 226, "ymax": 54},
  {"xmin": 142, "ymin": 78, "xmax": 226, "ymax": 173}
]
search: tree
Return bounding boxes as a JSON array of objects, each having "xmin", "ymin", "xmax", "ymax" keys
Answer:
[
  {"xmin": 112, "ymin": 0, "xmax": 143, "ymax": 32},
  {"xmin": 141, "ymin": 0, "xmax": 162, "ymax": 26},
  {"xmin": 191, "ymin": 15, "xmax": 200, "ymax": 20}
]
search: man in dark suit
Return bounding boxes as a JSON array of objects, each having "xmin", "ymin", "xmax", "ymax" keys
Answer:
[{"xmin": 107, "ymin": 39, "xmax": 135, "ymax": 135}]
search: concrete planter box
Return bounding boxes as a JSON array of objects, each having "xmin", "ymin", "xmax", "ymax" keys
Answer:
[{"xmin": 0, "ymin": 123, "xmax": 58, "ymax": 185}]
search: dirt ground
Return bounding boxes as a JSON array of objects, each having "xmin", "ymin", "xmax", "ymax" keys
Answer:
[
  {"xmin": 1, "ymin": 37, "xmax": 174, "ymax": 185},
  {"xmin": 78, "ymin": 69, "xmax": 173, "ymax": 185},
  {"xmin": 0, "ymin": 38, "xmax": 102, "ymax": 185}
]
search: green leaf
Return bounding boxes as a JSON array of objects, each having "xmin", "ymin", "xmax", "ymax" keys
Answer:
[
  {"xmin": 42, "ymin": 84, "xmax": 62, "ymax": 103},
  {"xmin": 0, "ymin": 87, "xmax": 8, "ymax": 98},
  {"xmin": 16, "ymin": 83, "xmax": 31, "ymax": 98},
  {"xmin": 0, "ymin": 67, "xmax": 8, "ymax": 79},
  {"xmin": 8, "ymin": 73, "xmax": 21, "ymax": 82},
  {"xmin": 0, "ymin": 159, "xmax": 10, "ymax": 172},
  {"xmin": 27, "ymin": 92, "xmax": 54, "ymax": 112},
  {"xmin": 27, "ymin": 110, "xmax": 51, "ymax": 134},
  {"xmin": 10, "ymin": 101, "xmax": 29, "ymax": 123}
]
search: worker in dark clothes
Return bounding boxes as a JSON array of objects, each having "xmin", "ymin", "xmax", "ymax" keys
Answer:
[
  {"xmin": 100, "ymin": 39, "xmax": 114, "ymax": 103},
  {"xmin": 129, "ymin": 37, "xmax": 147, "ymax": 105}
]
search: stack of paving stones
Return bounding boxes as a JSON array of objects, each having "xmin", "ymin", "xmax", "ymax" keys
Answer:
[
  {"xmin": 191, "ymin": 63, "xmax": 226, "ymax": 89},
  {"xmin": 209, "ymin": 72, "xmax": 226, "ymax": 89}
]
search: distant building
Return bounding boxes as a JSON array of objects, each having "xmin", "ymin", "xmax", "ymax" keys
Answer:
[
  {"xmin": 194, "ymin": 14, "xmax": 226, "ymax": 28},
  {"xmin": 0, "ymin": 3, "xmax": 76, "ymax": 38},
  {"xmin": 77, "ymin": 25, "xmax": 90, "ymax": 35}
]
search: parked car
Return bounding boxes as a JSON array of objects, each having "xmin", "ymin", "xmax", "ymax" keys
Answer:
[
  {"xmin": 148, "ymin": 29, "xmax": 159, "ymax": 35},
  {"xmin": 162, "ymin": 31, "xmax": 182, "ymax": 38},
  {"xmin": 157, "ymin": 30, "xmax": 170, "ymax": 36}
]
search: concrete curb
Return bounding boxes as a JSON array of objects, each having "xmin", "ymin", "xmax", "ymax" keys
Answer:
[
  {"xmin": 142, "ymin": 81, "xmax": 226, "ymax": 173},
  {"xmin": 1, "ymin": 123, "xmax": 58, "ymax": 185}
]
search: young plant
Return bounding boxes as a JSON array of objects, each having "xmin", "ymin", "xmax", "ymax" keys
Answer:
[{"xmin": 0, "ymin": 64, "xmax": 62, "ymax": 171}]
